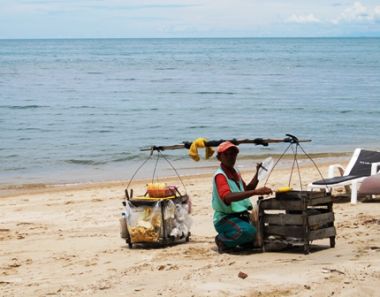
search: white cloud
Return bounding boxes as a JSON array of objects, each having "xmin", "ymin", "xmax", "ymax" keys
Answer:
[
  {"xmin": 286, "ymin": 13, "xmax": 321, "ymax": 24},
  {"xmin": 371, "ymin": 4, "xmax": 380, "ymax": 22},
  {"xmin": 333, "ymin": 1, "xmax": 380, "ymax": 24},
  {"xmin": 284, "ymin": 2, "xmax": 380, "ymax": 27}
]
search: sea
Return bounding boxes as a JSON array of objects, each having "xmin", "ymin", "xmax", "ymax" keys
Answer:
[{"xmin": 1, "ymin": 38, "xmax": 380, "ymax": 186}]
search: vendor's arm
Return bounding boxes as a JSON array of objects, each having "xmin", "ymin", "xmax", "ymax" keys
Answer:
[
  {"xmin": 216, "ymin": 173, "xmax": 272, "ymax": 205},
  {"xmin": 223, "ymin": 187, "xmax": 272, "ymax": 204},
  {"xmin": 245, "ymin": 163, "xmax": 262, "ymax": 190}
]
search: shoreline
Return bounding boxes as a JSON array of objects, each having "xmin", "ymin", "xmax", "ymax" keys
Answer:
[
  {"xmin": 0, "ymin": 150, "xmax": 355, "ymax": 187},
  {"xmin": 0, "ymin": 154, "xmax": 350, "ymax": 198}
]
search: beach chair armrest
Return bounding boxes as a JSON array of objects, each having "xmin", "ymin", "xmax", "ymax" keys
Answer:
[
  {"xmin": 328, "ymin": 164, "xmax": 345, "ymax": 178},
  {"xmin": 371, "ymin": 162, "xmax": 380, "ymax": 175}
]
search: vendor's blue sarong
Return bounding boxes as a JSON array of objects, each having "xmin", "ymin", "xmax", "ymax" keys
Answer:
[{"xmin": 214, "ymin": 214, "xmax": 256, "ymax": 249}]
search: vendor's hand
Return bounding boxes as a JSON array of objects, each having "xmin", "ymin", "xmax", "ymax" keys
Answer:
[
  {"xmin": 256, "ymin": 162, "xmax": 262, "ymax": 171},
  {"xmin": 255, "ymin": 186, "xmax": 273, "ymax": 196}
]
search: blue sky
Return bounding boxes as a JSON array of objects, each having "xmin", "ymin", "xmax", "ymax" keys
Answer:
[{"xmin": 1, "ymin": 1, "xmax": 380, "ymax": 38}]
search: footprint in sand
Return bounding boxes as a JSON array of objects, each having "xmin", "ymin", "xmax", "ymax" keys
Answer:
[
  {"xmin": 53, "ymin": 253, "xmax": 78, "ymax": 263},
  {"xmin": 1, "ymin": 258, "xmax": 21, "ymax": 275},
  {"xmin": 157, "ymin": 264, "xmax": 179, "ymax": 271},
  {"xmin": 83, "ymin": 258, "xmax": 99, "ymax": 267},
  {"xmin": 125, "ymin": 262, "xmax": 153, "ymax": 273},
  {"xmin": 16, "ymin": 222, "xmax": 33, "ymax": 226},
  {"xmin": 95, "ymin": 281, "xmax": 112, "ymax": 290},
  {"xmin": 29, "ymin": 225, "xmax": 48, "ymax": 231},
  {"xmin": 0, "ymin": 229, "xmax": 11, "ymax": 241},
  {"xmin": 15, "ymin": 231, "xmax": 27, "ymax": 239}
]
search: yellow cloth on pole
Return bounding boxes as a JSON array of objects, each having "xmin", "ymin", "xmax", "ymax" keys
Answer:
[{"xmin": 189, "ymin": 137, "xmax": 215, "ymax": 161}]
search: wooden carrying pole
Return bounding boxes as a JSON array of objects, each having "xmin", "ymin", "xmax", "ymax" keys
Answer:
[{"xmin": 140, "ymin": 134, "xmax": 311, "ymax": 152}]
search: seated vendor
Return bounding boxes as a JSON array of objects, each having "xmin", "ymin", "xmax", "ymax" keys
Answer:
[{"xmin": 212, "ymin": 141, "xmax": 273, "ymax": 253}]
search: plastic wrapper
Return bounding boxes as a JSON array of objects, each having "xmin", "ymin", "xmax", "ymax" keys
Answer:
[
  {"xmin": 258, "ymin": 157, "xmax": 274, "ymax": 181},
  {"xmin": 167, "ymin": 202, "xmax": 192, "ymax": 239},
  {"xmin": 119, "ymin": 216, "xmax": 128, "ymax": 239}
]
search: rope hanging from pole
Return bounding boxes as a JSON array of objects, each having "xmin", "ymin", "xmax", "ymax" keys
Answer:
[{"xmin": 127, "ymin": 134, "xmax": 328, "ymax": 195}]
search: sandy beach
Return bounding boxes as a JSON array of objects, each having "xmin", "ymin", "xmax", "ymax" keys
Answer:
[{"xmin": 1, "ymin": 157, "xmax": 380, "ymax": 297}]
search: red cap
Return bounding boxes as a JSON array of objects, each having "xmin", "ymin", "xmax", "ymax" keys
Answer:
[{"xmin": 217, "ymin": 141, "xmax": 239, "ymax": 154}]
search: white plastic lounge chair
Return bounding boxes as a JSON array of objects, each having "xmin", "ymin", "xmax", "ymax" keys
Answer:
[{"xmin": 308, "ymin": 148, "xmax": 380, "ymax": 204}]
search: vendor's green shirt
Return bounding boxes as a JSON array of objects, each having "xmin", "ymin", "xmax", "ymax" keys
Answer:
[{"xmin": 212, "ymin": 167, "xmax": 252, "ymax": 224}]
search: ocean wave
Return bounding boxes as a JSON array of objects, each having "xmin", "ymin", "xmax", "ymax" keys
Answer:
[
  {"xmin": 4, "ymin": 166, "xmax": 27, "ymax": 171},
  {"xmin": 155, "ymin": 67, "xmax": 176, "ymax": 70},
  {"xmin": 195, "ymin": 91, "xmax": 235, "ymax": 95},
  {"xmin": 65, "ymin": 153, "xmax": 147, "ymax": 165},
  {"xmin": 15, "ymin": 127, "xmax": 54, "ymax": 132},
  {"xmin": 87, "ymin": 71, "xmax": 103, "ymax": 75},
  {"xmin": 150, "ymin": 79, "xmax": 174, "ymax": 82},
  {"xmin": 111, "ymin": 155, "xmax": 140, "ymax": 162},
  {"xmin": 188, "ymin": 125, "xmax": 210, "ymax": 129},
  {"xmin": 147, "ymin": 125, "xmax": 163, "ymax": 129},
  {"xmin": 127, "ymin": 107, "xmax": 159, "ymax": 112},
  {"xmin": 59, "ymin": 89, "xmax": 77, "ymax": 93},
  {"xmin": 65, "ymin": 159, "xmax": 107, "ymax": 165},
  {"xmin": 87, "ymin": 129, "xmax": 113, "ymax": 134},
  {"xmin": 106, "ymin": 78, "xmax": 136, "ymax": 81},
  {"xmin": 0, "ymin": 105, "xmax": 49, "ymax": 109},
  {"xmin": 68, "ymin": 105, "xmax": 97, "ymax": 109},
  {"xmin": 4, "ymin": 154, "xmax": 19, "ymax": 158}
]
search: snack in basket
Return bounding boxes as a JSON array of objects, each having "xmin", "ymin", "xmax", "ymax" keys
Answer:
[
  {"xmin": 129, "ymin": 226, "xmax": 160, "ymax": 243},
  {"xmin": 276, "ymin": 186, "xmax": 293, "ymax": 193},
  {"xmin": 147, "ymin": 183, "xmax": 176, "ymax": 198},
  {"xmin": 128, "ymin": 206, "xmax": 162, "ymax": 243}
]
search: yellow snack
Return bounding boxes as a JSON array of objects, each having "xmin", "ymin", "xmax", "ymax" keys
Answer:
[
  {"xmin": 129, "ymin": 226, "xmax": 160, "ymax": 243},
  {"xmin": 142, "ymin": 207, "xmax": 152, "ymax": 220},
  {"xmin": 151, "ymin": 214, "xmax": 162, "ymax": 228},
  {"xmin": 276, "ymin": 186, "xmax": 293, "ymax": 193}
]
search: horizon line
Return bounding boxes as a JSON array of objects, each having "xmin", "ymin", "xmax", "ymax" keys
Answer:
[{"xmin": 1, "ymin": 36, "xmax": 380, "ymax": 41}]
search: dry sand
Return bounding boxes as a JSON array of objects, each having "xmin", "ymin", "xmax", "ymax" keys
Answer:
[{"xmin": 1, "ymin": 158, "xmax": 380, "ymax": 297}]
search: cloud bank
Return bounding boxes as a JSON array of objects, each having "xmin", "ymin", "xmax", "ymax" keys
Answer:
[
  {"xmin": 286, "ymin": 2, "xmax": 380, "ymax": 25},
  {"xmin": 333, "ymin": 1, "xmax": 380, "ymax": 23}
]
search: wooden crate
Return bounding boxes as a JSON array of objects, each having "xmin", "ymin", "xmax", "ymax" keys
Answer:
[{"xmin": 257, "ymin": 191, "xmax": 336, "ymax": 254}]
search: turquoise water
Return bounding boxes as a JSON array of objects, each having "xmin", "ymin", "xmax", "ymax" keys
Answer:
[{"xmin": 1, "ymin": 38, "xmax": 380, "ymax": 185}]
